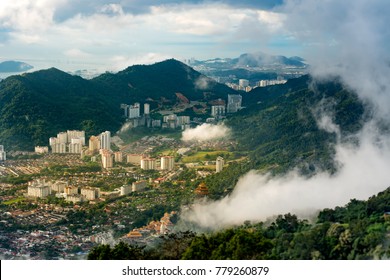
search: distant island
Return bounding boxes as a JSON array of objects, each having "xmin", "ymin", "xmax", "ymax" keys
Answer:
[{"xmin": 0, "ymin": 60, "xmax": 33, "ymax": 73}]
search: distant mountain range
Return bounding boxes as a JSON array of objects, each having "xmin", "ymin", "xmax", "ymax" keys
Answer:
[
  {"xmin": 189, "ymin": 52, "xmax": 308, "ymax": 85},
  {"xmin": 191, "ymin": 52, "xmax": 306, "ymax": 69},
  {"xmin": 0, "ymin": 59, "xmax": 236, "ymax": 150},
  {"xmin": 0, "ymin": 61, "xmax": 33, "ymax": 73}
]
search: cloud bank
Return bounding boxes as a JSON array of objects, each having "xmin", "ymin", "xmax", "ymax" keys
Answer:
[
  {"xmin": 182, "ymin": 124, "xmax": 390, "ymax": 229},
  {"xmin": 182, "ymin": 123, "xmax": 230, "ymax": 142},
  {"xmin": 0, "ymin": 1, "xmax": 287, "ymax": 71}
]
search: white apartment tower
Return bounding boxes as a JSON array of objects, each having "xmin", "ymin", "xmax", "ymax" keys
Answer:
[
  {"xmin": 100, "ymin": 131, "xmax": 111, "ymax": 150},
  {"xmin": 128, "ymin": 103, "xmax": 140, "ymax": 119},
  {"xmin": 211, "ymin": 105, "xmax": 226, "ymax": 117},
  {"xmin": 0, "ymin": 145, "xmax": 6, "ymax": 161},
  {"xmin": 101, "ymin": 150, "xmax": 113, "ymax": 168},
  {"xmin": 161, "ymin": 156, "xmax": 175, "ymax": 170},
  {"xmin": 140, "ymin": 157, "xmax": 156, "ymax": 170},
  {"xmin": 144, "ymin": 103, "xmax": 150, "ymax": 115},
  {"xmin": 216, "ymin": 156, "xmax": 224, "ymax": 173},
  {"xmin": 27, "ymin": 180, "xmax": 51, "ymax": 198}
]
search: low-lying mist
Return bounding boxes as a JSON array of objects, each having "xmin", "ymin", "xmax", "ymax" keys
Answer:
[
  {"xmin": 182, "ymin": 123, "xmax": 230, "ymax": 142},
  {"xmin": 181, "ymin": 122, "xmax": 390, "ymax": 229}
]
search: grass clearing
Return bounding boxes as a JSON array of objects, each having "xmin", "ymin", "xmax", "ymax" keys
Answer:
[{"xmin": 181, "ymin": 150, "xmax": 233, "ymax": 163}]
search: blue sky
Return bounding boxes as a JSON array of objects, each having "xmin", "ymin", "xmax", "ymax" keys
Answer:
[{"xmin": 0, "ymin": 0, "xmax": 388, "ymax": 73}]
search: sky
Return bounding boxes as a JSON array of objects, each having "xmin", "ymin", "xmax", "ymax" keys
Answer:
[{"xmin": 0, "ymin": 0, "xmax": 297, "ymax": 72}]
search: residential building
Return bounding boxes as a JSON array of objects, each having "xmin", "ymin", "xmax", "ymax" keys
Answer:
[
  {"xmin": 27, "ymin": 180, "xmax": 51, "ymax": 198},
  {"xmin": 100, "ymin": 131, "xmax": 111, "ymax": 150},
  {"xmin": 161, "ymin": 156, "xmax": 175, "ymax": 171},
  {"xmin": 66, "ymin": 194, "xmax": 84, "ymax": 203},
  {"xmin": 89, "ymin": 136, "xmax": 101, "ymax": 153},
  {"xmin": 81, "ymin": 187, "xmax": 100, "ymax": 200},
  {"xmin": 50, "ymin": 181, "xmax": 67, "ymax": 193},
  {"xmin": 140, "ymin": 157, "xmax": 156, "ymax": 170},
  {"xmin": 216, "ymin": 156, "xmax": 224, "ymax": 173},
  {"xmin": 49, "ymin": 130, "xmax": 86, "ymax": 153},
  {"xmin": 64, "ymin": 186, "xmax": 79, "ymax": 195},
  {"xmin": 177, "ymin": 116, "xmax": 190, "ymax": 126},
  {"xmin": 114, "ymin": 151, "xmax": 123, "ymax": 162},
  {"xmin": 132, "ymin": 181, "xmax": 147, "ymax": 192},
  {"xmin": 0, "ymin": 145, "xmax": 6, "ymax": 161},
  {"xmin": 227, "ymin": 94, "xmax": 242, "ymax": 113},
  {"xmin": 67, "ymin": 130, "xmax": 85, "ymax": 145},
  {"xmin": 239, "ymin": 79, "xmax": 249, "ymax": 88},
  {"xmin": 34, "ymin": 146, "xmax": 49, "ymax": 154},
  {"xmin": 101, "ymin": 150, "xmax": 113, "ymax": 168},
  {"xmin": 144, "ymin": 103, "xmax": 150, "ymax": 115},
  {"xmin": 127, "ymin": 154, "xmax": 143, "ymax": 165},
  {"xmin": 211, "ymin": 105, "xmax": 226, "ymax": 117},
  {"xmin": 69, "ymin": 138, "xmax": 83, "ymax": 154},
  {"xmin": 128, "ymin": 103, "xmax": 140, "ymax": 119},
  {"xmin": 120, "ymin": 185, "xmax": 132, "ymax": 196}
]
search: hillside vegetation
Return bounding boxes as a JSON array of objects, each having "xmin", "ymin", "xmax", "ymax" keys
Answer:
[
  {"xmin": 88, "ymin": 187, "xmax": 390, "ymax": 260},
  {"xmin": 0, "ymin": 60, "xmax": 235, "ymax": 150},
  {"xmin": 228, "ymin": 75, "xmax": 365, "ymax": 174}
]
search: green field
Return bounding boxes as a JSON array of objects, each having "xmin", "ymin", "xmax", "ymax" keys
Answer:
[
  {"xmin": 2, "ymin": 197, "xmax": 26, "ymax": 205},
  {"xmin": 181, "ymin": 150, "xmax": 232, "ymax": 163}
]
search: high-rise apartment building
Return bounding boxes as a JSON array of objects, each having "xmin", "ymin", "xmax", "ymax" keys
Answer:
[
  {"xmin": 132, "ymin": 181, "xmax": 147, "ymax": 192},
  {"xmin": 27, "ymin": 180, "xmax": 51, "ymax": 198},
  {"xmin": 101, "ymin": 150, "xmax": 113, "ymax": 168},
  {"xmin": 81, "ymin": 187, "xmax": 100, "ymax": 200},
  {"xmin": 100, "ymin": 131, "xmax": 111, "ymax": 151},
  {"xmin": 227, "ymin": 94, "xmax": 242, "ymax": 113},
  {"xmin": 114, "ymin": 151, "xmax": 123, "ymax": 162},
  {"xmin": 67, "ymin": 130, "xmax": 85, "ymax": 145},
  {"xmin": 120, "ymin": 185, "xmax": 132, "ymax": 196},
  {"xmin": 128, "ymin": 103, "xmax": 140, "ymax": 119},
  {"xmin": 127, "ymin": 154, "xmax": 143, "ymax": 165},
  {"xmin": 161, "ymin": 156, "xmax": 175, "ymax": 170},
  {"xmin": 0, "ymin": 145, "xmax": 6, "ymax": 161},
  {"xmin": 239, "ymin": 79, "xmax": 249, "ymax": 88},
  {"xmin": 216, "ymin": 156, "xmax": 224, "ymax": 173},
  {"xmin": 141, "ymin": 157, "xmax": 156, "ymax": 170},
  {"xmin": 211, "ymin": 105, "xmax": 226, "ymax": 117},
  {"xmin": 89, "ymin": 136, "xmax": 101, "ymax": 153},
  {"xmin": 49, "ymin": 130, "xmax": 86, "ymax": 153},
  {"xmin": 144, "ymin": 103, "xmax": 150, "ymax": 115}
]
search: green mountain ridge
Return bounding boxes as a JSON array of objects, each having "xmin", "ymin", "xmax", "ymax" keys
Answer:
[{"xmin": 0, "ymin": 59, "xmax": 235, "ymax": 150}]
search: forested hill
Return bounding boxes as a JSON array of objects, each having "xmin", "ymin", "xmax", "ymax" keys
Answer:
[
  {"xmin": 92, "ymin": 59, "xmax": 236, "ymax": 102},
  {"xmin": 88, "ymin": 186, "xmax": 390, "ymax": 260},
  {"xmin": 226, "ymin": 75, "xmax": 365, "ymax": 175},
  {"xmin": 0, "ymin": 59, "xmax": 235, "ymax": 150}
]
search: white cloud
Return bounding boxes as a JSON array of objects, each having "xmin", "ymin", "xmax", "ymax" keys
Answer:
[
  {"xmin": 0, "ymin": 1, "xmax": 288, "ymax": 71},
  {"xmin": 147, "ymin": 4, "xmax": 284, "ymax": 36},
  {"xmin": 0, "ymin": 0, "xmax": 66, "ymax": 31},
  {"xmin": 282, "ymin": 0, "xmax": 390, "ymax": 118},
  {"xmin": 64, "ymin": 48, "xmax": 92, "ymax": 58},
  {"xmin": 182, "ymin": 123, "xmax": 230, "ymax": 142},
  {"xmin": 183, "ymin": 123, "xmax": 390, "ymax": 229}
]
